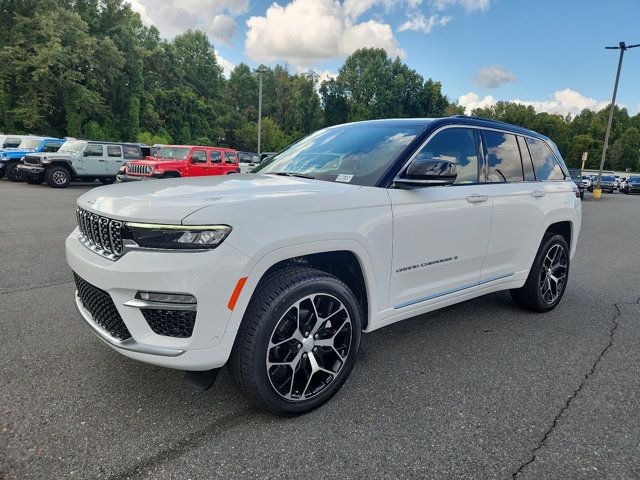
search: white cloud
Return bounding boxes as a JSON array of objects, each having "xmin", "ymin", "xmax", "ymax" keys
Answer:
[
  {"xmin": 458, "ymin": 92, "xmax": 497, "ymax": 112},
  {"xmin": 398, "ymin": 13, "xmax": 452, "ymax": 33},
  {"xmin": 473, "ymin": 65, "xmax": 516, "ymax": 89},
  {"xmin": 432, "ymin": 0, "xmax": 491, "ymax": 12},
  {"xmin": 245, "ymin": 0, "xmax": 405, "ymax": 66},
  {"xmin": 214, "ymin": 50, "xmax": 235, "ymax": 77},
  {"xmin": 126, "ymin": 0, "xmax": 247, "ymax": 42},
  {"xmin": 458, "ymin": 89, "xmax": 612, "ymax": 116}
]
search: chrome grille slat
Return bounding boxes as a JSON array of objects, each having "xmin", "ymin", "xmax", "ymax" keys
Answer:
[{"xmin": 76, "ymin": 207, "xmax": 123, "ymax": 260}]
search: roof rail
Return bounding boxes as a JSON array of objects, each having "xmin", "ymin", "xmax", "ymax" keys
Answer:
[{"xmin": 450, "ymin": 114, "xmax": 518, "ymax": 127}]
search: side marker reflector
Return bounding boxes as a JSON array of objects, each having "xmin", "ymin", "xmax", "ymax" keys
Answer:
[{"xmin": 228, "ymin": 277, "xmax": 248, "ymax": 311}]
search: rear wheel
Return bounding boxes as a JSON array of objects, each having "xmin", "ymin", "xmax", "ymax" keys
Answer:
[
  {"xmin": 230, "ymin": 266, "xmax": 362, "ymax": 414},
  {"xmin": 510, "ymin": 234, "xmax": 570, "ymax": 312},
  {"xmin": 44, "ymin": 166, "xmax": 71, "ymax": 188},
  {"xmin": 5, "ymin": 162, "xmax": 23, "ymax": 182},
  {"xmin": 99, "ymin": 177, "xmax": 115, "ymax": 185}
]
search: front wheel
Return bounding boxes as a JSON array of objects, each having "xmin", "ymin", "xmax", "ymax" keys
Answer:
[
  {"xmin": 44, "ymin": 166, "xmax": 71, "ymax": 188},
  {"xmin": 510, "ymin": 234, "xmax": 570, "ymax": 312},
  {"xmin": 229, "ymin": 266, "xmax": 362, "ymax": 414},
  {"xmin": 5, "ymin": 162, "xmax": 23, "ymax": 182}
]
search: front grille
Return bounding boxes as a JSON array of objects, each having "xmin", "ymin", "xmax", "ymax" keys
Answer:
[
  {"xmin": 141, "ymin": 309, "xmax": 196, "ymax": 338},
  {"xmin": 76, "ymin": 207, "xmax": 123, "ymax": 259},
  {"xmin": 74, "ymin": 273, "xmax": 132, "ymax": 340},
  {"xmin": 127, "ymin": 163, "xmax": 152, "ymax": 175},
  {"xmin": 24, "ymin": 155, "xmax": 41, "ymax": 165}
]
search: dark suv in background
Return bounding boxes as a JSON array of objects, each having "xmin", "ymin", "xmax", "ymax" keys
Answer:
[{"xmin": 568, "ymin": 168, "xmax": 584, "ymax": 199}]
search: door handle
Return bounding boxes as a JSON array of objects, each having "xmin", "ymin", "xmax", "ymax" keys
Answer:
[
  {"xmin": 466, "ymin": 194, "xmax": 488, "ymax": 204},
  {"xmin": 531, "ymin": 190, "xmax": 546, "ymax": 198},
  {"xmin": 98, "ymin": 159, "xmax": 105, "ymax": 162}
]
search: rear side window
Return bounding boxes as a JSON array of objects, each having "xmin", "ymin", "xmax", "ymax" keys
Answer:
[
  {"xmin": 224, "ymin": 151, "xmax": 237, "ymax": 164},
  {"xmin": 107, "ymin": 145, "xmax": 122, "ymax": 157},
  {"xmin": 517, "ymin": 136, "xmax": 536, "ymax": 181},
  {"xmin": 483, "ymin": 131, "xmax": 523, "ymax": 183},
  {"xmin": 123, "ymin": 145, "xmax": 141, "ymax": 159},
  {"xmin": 526, "ymin": 138, "xmax": 565, "ymax": 180},
  {"xmin": 414, "ymin": 127, "xmax": 479, "ymax": 184},
  {"xmin": 85, "ymin": 144, "xmax": 104, "ymax": 156},
  {"xmin": 210, "ymin": 151, "xmax": 222, "ymax": 164},
  {"xmin": 3, "ymin": 137, "xmax": 21, "ymax": 147}
]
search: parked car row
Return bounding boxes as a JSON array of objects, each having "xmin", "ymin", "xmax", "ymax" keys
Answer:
[{"xmin": 1, "ymin": 134, "xmax": 265, "ymax": 188}]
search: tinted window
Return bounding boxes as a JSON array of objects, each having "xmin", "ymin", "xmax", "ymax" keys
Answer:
[
  {"xmin": 3, "ymin": 137, "xmax": 21, "ymax": 147},
  {"xmin": 483, "ymin": 131, "xmax": 523, "ymax": 183},
  {"xmin": 255, "ymin": 124, "xmax": 423, "ymax": 186},
  {"xmin": 107, "ymin": 145, "xmax": 122, "ymax": 157},
  {"xmin": 192, "ymin": 150, "xmax": 207, "ymax": 163},
  {"xmin": 526, "ymin": 137, "xmax": 565, "ymax": 180},
  {"xmin": 43, "ymin": 142, "xmax": 61, "ymax": 153},
  {"xmin": 224, "ymin": 151, "xmax": 237, "ymax": 164},
  {"xmin": 413, "ymin": 128, "xmax": 479, "ymax": 184},
  {"xmin": 85, "ymin": 144, "xmax": 104, "ymax": 157},
  {"xmin": 517, "ymin": 136, "xmax": 536, "ymax": 181},
  {"xmin": 210, "ymin": 151, "xmax": 222, "ymax": 163},
  {"xmin": 123, "ymin": 145, "xmax": 141, "ymax": 159}
]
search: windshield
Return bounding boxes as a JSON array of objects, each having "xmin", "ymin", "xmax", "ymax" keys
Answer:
[
  {"xmin": 254, "ymin": 123, "xmax": 424, "ymax": 186},
  {"xmin": 18, "ymin": 138, "xmax": 42, "ymax": 150},
  {"xmin": 155, "ymin": 147, "xmax": 190, "ymax": 160},
  {"xmin": 568, "ymin": 169, "xmax": 581, "ymax": 180},
  {"xmin": 3, "ymin": 137, "xmax": 21, "ymax": 148},
  {"xmin": 58, "ymin": 141, "xmax": 86, "ymax": 154}
]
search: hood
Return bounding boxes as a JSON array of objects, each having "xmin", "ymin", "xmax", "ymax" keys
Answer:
[
  {"xmin": 129, "ymin": 158, "xmax": 185, "ymax": 166},
  {"xmin": 77, "ymin": 173, "xmax": 369, "ymax": 224},
  {"xmin": 26, "ymin": 151, "xmax": 72, "ymax": 160}
]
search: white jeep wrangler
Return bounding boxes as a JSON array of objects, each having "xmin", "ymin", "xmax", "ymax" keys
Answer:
[{"xmin": 66, "ymin": 117, "xmax": 581, "ymax": 414}]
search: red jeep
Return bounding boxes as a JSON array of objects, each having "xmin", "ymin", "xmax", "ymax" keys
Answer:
[{"xmin": 118, "ymin": 145, "xmax": 239, "ymax": 182}]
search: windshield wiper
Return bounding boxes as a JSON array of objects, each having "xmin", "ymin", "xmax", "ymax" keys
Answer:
[{"xmin": 272, "ymin": 172, "xmax": 315, "ymax": 179}]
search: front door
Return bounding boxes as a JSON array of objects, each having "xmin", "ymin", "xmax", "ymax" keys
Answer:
[
  {"xmin": 81, "ymin": 144, "xmax": 105, "ymax": 175},
  {"xmin": 188, "ymin": 149, "xmax": 209, "ymax": 176},
  {"xmin": 388, "ymin": 127, "xmax": 492, "ymax": 310}
]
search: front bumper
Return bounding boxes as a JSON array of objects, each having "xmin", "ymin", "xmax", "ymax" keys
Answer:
[
  {"xmin": 66, "ymin": 229, "xmax": 253, "ymax": 370},
  {"xmin": 117, "ymin": 174, "xmax": 155, "ymax": 183},
  {"xmin": 17, "ymin": 164, "xmax": 44, "ymax": 177}
]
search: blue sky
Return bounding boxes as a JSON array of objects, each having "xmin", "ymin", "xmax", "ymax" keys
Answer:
[{"xmin": 129, "ymin": 0, "xmax": 640, "ymax": 115}]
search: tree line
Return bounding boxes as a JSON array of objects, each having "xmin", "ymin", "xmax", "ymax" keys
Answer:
[{"xmin": 1, "ymin": 0, "xmax": 639, "ymax": 170}]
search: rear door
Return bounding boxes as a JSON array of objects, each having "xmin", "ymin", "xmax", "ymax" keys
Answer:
[
  {"xmin": 106, "ymin": 145, "xmax": 123, "ymax": 174},
  {"xmin": 223, "ymin": 151, "xmax": 238, "ymax": 173},
  {"xmin": 209, "ymin": 150, "xmax": 224, "ymax": 175},
  {"xmin": 478, "ymin": 130, "xmax": 545, "ymax": 283},
  {"xmin": 388, "ymin": 126, "xmax": 492, "ymax": 309}
]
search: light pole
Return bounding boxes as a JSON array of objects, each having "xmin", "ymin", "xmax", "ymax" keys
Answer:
[
  {"xmin": 595, "ymin": 41, "xmax": 639, "ymax": 195},
  {"xmin": 255, "ymin": 66, "xmax": 267, "ymax": 157}
]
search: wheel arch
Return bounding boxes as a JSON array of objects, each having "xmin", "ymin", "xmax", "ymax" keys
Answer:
[
  {"xmin": 46, "ymin": 160, "xmax": 76, "ymax": 176},
  {"xmin": 225, "ymin": 241, "xmax": 377, "ymax": 334}
]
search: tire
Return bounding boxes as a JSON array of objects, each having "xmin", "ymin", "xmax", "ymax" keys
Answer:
[
  {"xmin": 99, "ymin": 177, "xmax": 116, "ymax": 185},
  {"xmin": 24, "ymin": 176, "xmax": 44, "ymax": 185},
  {"xmin": 579, "ymin": 191, "xmax": 584, "ymax": 200},
  {"xmin": 229, "ymin": 266, "xmax": 362, "ymax": 414},
  {"xmin": 44, "ymin": 166, "xmax": 71, "ymax": 188},
  {"xmin": 510, "ymin": 234, "xmax": 570, "ymax": 312},
  {"xmin": 609, "ymin": 188, "xmax": 614, "ymax": 194},
  {"xmin": 5, "ymin": 162, "xmax": 23, "ymax": 182}
]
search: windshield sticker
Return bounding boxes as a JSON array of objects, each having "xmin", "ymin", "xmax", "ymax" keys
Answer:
[{"xmin": 335, "ymin": 174, "xmax": 354, "ymax": 183}]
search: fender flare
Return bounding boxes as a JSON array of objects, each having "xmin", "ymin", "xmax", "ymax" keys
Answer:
[
  {"xmin": 224, "ymin": 239, "xmax": 380, "ymax": 334},
  {"xmin": 45, "ymin": 159, "xmax": 77, "ymax": 176}
]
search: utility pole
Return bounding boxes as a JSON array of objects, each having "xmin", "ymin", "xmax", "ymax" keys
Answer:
[
  {"xmin": 595, "ymin": 41, "xmax": 639, "ymax": 194},
  {"xmin": 255, "ymin": 66, "xmax": 267, "ymax": 157}
]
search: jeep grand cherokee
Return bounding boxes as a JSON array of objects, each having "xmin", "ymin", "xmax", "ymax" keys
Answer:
[{"xmin": 66, "ymin": 116, "xmax": 581, "ymax": 414}]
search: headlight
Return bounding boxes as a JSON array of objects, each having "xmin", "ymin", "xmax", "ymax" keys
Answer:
[{"xmin": 123, "ymin": 223, "xmax": 231, "ymax": 250}]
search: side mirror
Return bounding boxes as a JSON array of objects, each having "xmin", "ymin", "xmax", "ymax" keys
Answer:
[{"xmin": 394, "ymin": 159, "xmax": 457, "ymax": 188}]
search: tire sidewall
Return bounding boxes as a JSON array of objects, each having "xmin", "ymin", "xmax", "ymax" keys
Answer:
[
  {"xmin": 6, "ymin": 162, "xmax": 23, "ymax": 182},
  {"xmin": 45, "ymin": 166, "xmax": 70, "ymax": 188},
  {"xmin": 530, "ymin": 235, "xmax": 570, "ymax": 311},
  {"xmin": 250, "ymin": 277, "xmax": 362, "ymax": 414}
]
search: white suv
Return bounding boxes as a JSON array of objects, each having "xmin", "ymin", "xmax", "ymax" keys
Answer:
[{"xmin": 66, "ymin": 117, "xmax": 581, "ymax": 414}]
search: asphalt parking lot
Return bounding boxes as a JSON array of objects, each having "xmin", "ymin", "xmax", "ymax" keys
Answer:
[{"xmin": 1, "ymin": 181, "xmax": 639, "ymax": 479}]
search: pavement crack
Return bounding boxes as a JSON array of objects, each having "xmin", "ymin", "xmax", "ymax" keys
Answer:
[
  {"xmin": 512, "ymin": 303, "xmax": 622, "ymax": 478},
  {"xmin": 0, "ymin": 279, "xmax": 73, "ymax": 295}
]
